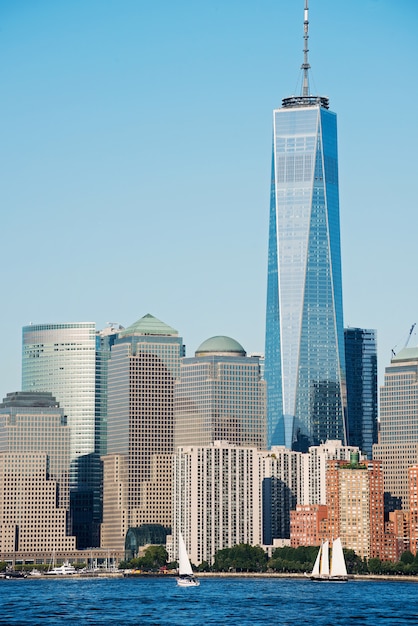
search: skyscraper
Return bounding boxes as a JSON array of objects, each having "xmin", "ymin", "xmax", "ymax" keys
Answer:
[
  {"xmin": 0, "ymin": 391, "xmax": 70, "ymax": 509},
  {"xmin": 373, "ymin": 347, "xmax": 418, "ymax": 511},
  {"xmin": 344, "ymin": 327, "xmax": 378, "ymax": 458},
  {"xmin": 101, "ymin": 314, "xmax": 184, "ymax": 550},
  {"xmin": 265, "ymin": 2, "xmax": 346, "ymax": 451},
  {"xmin": 174, "ymin": 442, "xmax": 263, "ymax": 566},
  {"xmin": 21, "ymin": 322, "xmax": 101, "ymax": 547},
  {"xmin": 174, "ymin": 335, "xmax": 266, "ymax": 449},
  {"xmin": 0, "ymin": 391, "xmax": 76, "ymax": 555}
]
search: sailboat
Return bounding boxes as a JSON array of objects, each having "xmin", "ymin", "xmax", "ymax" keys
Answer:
[
  {"xmin": 177, "ymin": 532, "xmax": 200, "ymax": 587},
  {"xmin": 307, "ymin": 537, "xmax": 348, "ymax": 581}
]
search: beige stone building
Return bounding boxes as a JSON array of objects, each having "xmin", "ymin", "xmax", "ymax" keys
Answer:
[
  {"xmin": 0, "ymin": 452, "xmax": 76, "ymax": 554},
  {"xmin": 174, "ymin": 336, "xmax": 266, "ymax": 449},
  {"xmin": 0, "ymin": 391, "xmax": 76, "ymax": 557},
  {"xmin": 373, "ymin": 348, "xmax": 418, "ymax": 511},
  {"xmin": 101, "ymin": 315, "xmax": 184, "ymax": 551}
]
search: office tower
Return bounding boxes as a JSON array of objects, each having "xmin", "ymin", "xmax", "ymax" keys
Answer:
[
  {"xmin": 264, "ymin": 2, "xmax": 346, "ymax": 451},
  {"xmin": 95, "ymin": 325, "xmax": 120, "ymax": 458},
  {"xmin": 325, "ymin": 457, "xmax": 384, "ymax": 560},
  {"xmin": 344, "ymin": 327, "xmax": 378, "ymax": 458},
  {"xmin": 101, "ymin": 314, "xmax": 184, "ymax": 550},
  {"xmin": 21, "ymin": 322, "xmax": 101, "ymax": 547},
  {"xmin": 260, "ymin": 446, "xmax": 303, "ymax": 543},
  {"xmin": 174, "ymin": 335, "xmax": 266, "ymax": 449},
  {"xmin": 174, "ymin": 442, "xmax": 263, "ymax": 566},
  {"xmin": 0, "ymin": 391, "xmax": 76, "ymax": 555},
  {"xmin": 0, "ymin": 391, "xmax": 70, "ymax": 509},
  {"xmin": 101, "ymin": 453, "xmax": 128, "ymax": 551},
  {"xmin": 373, "ymin": 347, "xmax": 418, "ymax": 511}
]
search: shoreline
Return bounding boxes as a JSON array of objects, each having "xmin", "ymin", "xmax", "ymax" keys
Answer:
[
  {"xmin": 197, "ymin": 572, "xmax": 418, "ymax": 582},
  {"xmin": 5, "ymin": 571, "xmax": 418, "ymax": 583}
]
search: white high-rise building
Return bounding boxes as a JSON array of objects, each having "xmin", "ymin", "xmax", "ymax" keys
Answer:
[{"xmin": 174, "ymin": 442, "xmax": 262, "ymax": 566}]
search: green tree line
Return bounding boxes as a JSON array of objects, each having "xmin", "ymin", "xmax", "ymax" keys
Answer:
[{"xmin": 118, "ymin": 544, "xmax": 418, "ymax": 576}]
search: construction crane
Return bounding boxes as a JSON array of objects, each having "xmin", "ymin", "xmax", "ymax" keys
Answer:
[
  {"xmin": 391, "ymin": 323, "xmax": 416, "ymax": 358},
  {"xmin": 405, "ymin": 323, "xmax": 416, "ymax": 348}
]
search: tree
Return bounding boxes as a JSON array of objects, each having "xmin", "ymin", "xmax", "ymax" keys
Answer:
[
  {"xmin": 197, "ymin": 560, "xmax": 211, "ymax": 572},
  {"xmin": 344, "ymin": 549, "xmax": 367, "ymax": 574},
  {"xmin": 368, "ymin": 558, "xmax": 382, "ymax": 574},
  {"xmin": 137, "ymin": 545, "xmax": 168, "ymax": 570},
  {"xmin": 400, "ymin": 551, "xmax": 414, "ymax": 565},
  {"xmin": 213, "ymin": 544, "xmax": 267, "ymax": 572}
]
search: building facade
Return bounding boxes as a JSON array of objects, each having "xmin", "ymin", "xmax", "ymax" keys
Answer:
[
  {"xmin": 102, "ymin": 314, "xmax": 184, "ymax": 550},
  {"xmin": 0, "ymin": 391, "xmax": 70, "ymax": 510},
  {"xmin": 0, "ymin": 391, "xmax": 76, "ymax": 555},
  {"xmin": 173, "ymin": 442, "xmax": 262, "ymax": 566},
  {"xmin": 21, "ymin": 322, "xmax": 102, "ymax": 548},
  {"xmin": 344, "ymin": 327, "xmax": 378, "ymax": 458},
  {"xmin": 174, "ymin": 335, "xmax": 266, "ymax": 449},
  {"xmin": 325, "ymin": 458, "xmax": 384, "ymax": 560},
  {"xmin": 373, "ymin": 348, "xmax": 418, "ymax": 511},
  {"xmin": 0, "ymin": 452, "xmax": 77, "ymax": 555},
  {"xmin": 302, "ymin": 440, "xmax": 362, "ymax": 506},
  {"xmin": 260, "ymin": 446, "xmax": 303, "ymax": 543},
  {"xmin": 264, "ymin": 5, "xmax": 346, "ymax": 451},
  {"xmin": 409, "ymin": 466, "xmax": 418, "ymax": 556},
  {"xmin": 290, "ymin": 504, "xmax": 328, "ymax": 548}
]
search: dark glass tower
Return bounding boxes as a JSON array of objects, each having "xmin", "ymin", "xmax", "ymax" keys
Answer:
[
  {"xmin": 344, "ymin": 327, "xmax": 378, "ymax": 458},
  {"xmin": 265, "ymin": 2, "xmax": 346, "ymax": 451}
]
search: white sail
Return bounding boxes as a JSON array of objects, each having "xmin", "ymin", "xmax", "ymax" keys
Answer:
[
  {"xmin": 178, "ymin": 532, "xmax": 194, "ymax": 577},
  {"xmin": 321, "ymin": 540, "xmax": 329, "ymax": 577},
  {"xmin": 312, "ymin": 544, "xmax": 322, "ymax": 576},
  {"xmin": 330, "ymin": 538, "xmax": 348, "ymax": 578}
]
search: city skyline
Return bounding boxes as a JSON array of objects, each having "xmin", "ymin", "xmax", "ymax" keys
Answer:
[{"xmin": 2, "ymin": 0, "xmax": 418, "ymax": 403}]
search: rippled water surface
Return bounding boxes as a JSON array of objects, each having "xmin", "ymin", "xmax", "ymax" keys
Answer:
[{"xmin": 1, "ymin": 576, "xmax": 418, "ymax": 625}]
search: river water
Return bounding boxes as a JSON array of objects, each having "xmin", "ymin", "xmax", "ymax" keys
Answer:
[{"xmin": 1, "ymin": 575, "xmax": 417, "ymax": 625}]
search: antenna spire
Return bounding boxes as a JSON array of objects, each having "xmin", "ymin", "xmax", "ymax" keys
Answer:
[{"xmin": 301, "ymin": 0, "xmax": 310, "ymax": 97}]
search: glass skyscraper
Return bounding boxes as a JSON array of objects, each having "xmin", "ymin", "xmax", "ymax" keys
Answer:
[
  {"xmin": 265, "ymin": 5, "xmax": 346, "ymax": 451},
  {"xmin": 344, "ymin": 327, "xmax": 378, "ymax": 458},
  {"xmin": 21, "ymin": 322, "xmax": 102, "ymax": 547}
]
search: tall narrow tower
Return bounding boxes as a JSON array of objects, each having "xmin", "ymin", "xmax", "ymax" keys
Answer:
[{"xmin": 265, "ymin": 1, "xmax": 346, "ymax": 451}]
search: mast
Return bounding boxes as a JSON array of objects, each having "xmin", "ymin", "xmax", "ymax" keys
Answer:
[
  {"xmin": 282, "ymin": 0, "xmax": 329, "ymax": 109},
  {"xmin": 301, "ymin": 0, "xmax": 310, "ymax": 97}
]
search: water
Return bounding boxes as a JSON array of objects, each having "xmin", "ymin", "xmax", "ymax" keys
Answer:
[{"xmin": 1, "ymin": 576, "xmax": 418, "ymax": 625}]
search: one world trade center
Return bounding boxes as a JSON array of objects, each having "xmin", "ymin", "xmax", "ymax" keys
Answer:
[{"xmin": 265, "ymin": 1, "xmax": 346, "ymax": 451}]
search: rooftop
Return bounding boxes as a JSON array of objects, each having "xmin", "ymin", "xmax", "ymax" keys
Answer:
[
  {"xmin": 195, "ymin": 336, "xmax": 246, "ymax": 357},
  {"xmin": 118, "ymin": 314, "xmax": 178, "ymax": 337}
]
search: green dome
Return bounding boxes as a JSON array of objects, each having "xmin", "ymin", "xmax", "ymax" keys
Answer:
[
  {"xmin": 195, "ymin": 336, "xmax": 246, "ymax": 357},
  {"xmin": 118, "ymin": 314, "xmax": 178, "ymax": 337}
]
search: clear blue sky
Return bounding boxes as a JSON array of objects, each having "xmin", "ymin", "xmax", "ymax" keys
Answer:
[{"xmin": 1, "ymin": 0, "xmax": 417, "ymax": 401}]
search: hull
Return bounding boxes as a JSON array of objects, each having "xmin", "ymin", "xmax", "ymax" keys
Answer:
[
  {"xmin": 309, "ymin": 575, "xmax": 348, "ymax": 582},
  {"xmin": 177, "ymin": 576, "xmax": 200, "ymax": 587}
]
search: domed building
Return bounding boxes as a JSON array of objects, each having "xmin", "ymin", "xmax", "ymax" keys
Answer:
[
  {"xmin": 194, "ymin": 335, "xmax": 247, "ymax": 357},
  {"xmin": 174, "ymin": 335, "xmax": 266, "ymax": 449}
]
